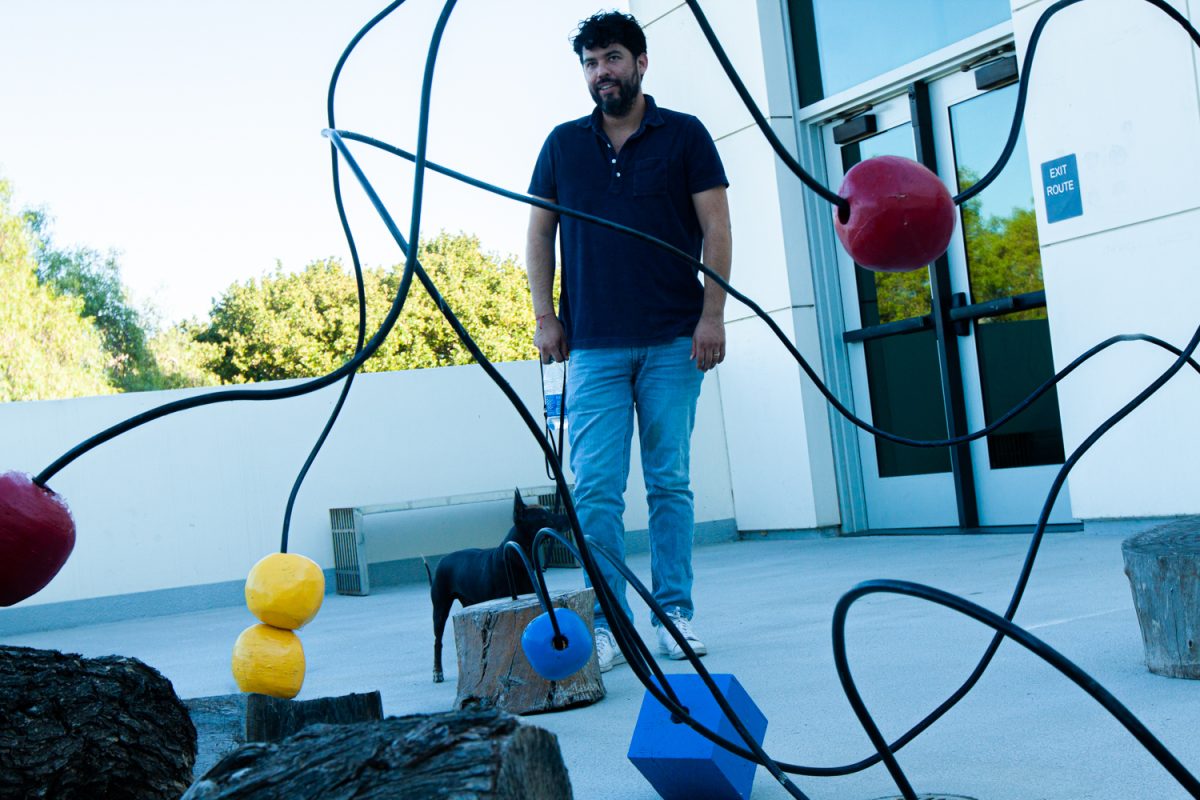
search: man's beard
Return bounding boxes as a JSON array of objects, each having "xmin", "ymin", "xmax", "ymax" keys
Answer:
[{"xmin": 591, "ymin": 71, "xmax": 640, "ymax": 117}]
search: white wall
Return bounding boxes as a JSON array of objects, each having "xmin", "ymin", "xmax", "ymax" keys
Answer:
[
  {"xmin": 1012, "ymin": 0, "xmax": 1200, "ymax": 518},
  {"xmin": 632, "ymin": 0, "xmax": 841, "ymax": 531},
  {"xmin": 1, "ymin": 361, "xmax": 733, "ymax": 608}
]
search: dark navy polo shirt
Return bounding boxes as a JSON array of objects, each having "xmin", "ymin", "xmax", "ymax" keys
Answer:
[{"xmin": 528, "ymin": 95, "xmax": 728, "ymax": 349}]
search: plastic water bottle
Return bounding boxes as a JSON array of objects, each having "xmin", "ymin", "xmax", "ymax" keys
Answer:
[{"xmin": 543, "ymin": 360, "xmax": 566, "ymax": 436}]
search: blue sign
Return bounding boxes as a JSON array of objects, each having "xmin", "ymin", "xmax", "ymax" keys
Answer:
[{"xmin": 1041, "ymin": 154, "xmax": 1083, "ymax": 223}]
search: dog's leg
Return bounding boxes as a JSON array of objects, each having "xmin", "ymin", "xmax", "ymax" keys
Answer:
[
  {"xmin": 430, "ymin": 563, "xmax": 454, "ymax": 683},
  {"xmin": 432, "ymin": 597, "xmax": 451, "ymax": 683},
  {"xmin": 434, "ymin": 609, "xmax": 448, "ymax": 686}
]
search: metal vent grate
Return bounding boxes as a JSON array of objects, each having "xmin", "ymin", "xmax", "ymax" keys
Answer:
[
  {"xmin": 536, "ymin": 491, "xmax": 578, "ymax": 569},
  {"xmin": 330, "ymin": 507, "xmax": 369, "ymax": 595}
]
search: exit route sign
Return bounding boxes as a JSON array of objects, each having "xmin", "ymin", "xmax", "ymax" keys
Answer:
[{"xmin": 1041, "ymin": 153, "xmax": 1083, "ymax": 223}]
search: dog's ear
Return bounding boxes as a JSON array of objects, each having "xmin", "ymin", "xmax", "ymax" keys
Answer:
[{"xmin": 513, "ymin": 488, "xmax": 526, "ymax": 522}]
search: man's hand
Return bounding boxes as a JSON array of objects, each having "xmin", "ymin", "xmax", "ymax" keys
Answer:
[
  {"xmin": 535, "ymin": 314, "xmax": 569, "ymax": 364},
  {"xmin": 691, "ymin": 314, "xmax": 725, "ymax": 371}
]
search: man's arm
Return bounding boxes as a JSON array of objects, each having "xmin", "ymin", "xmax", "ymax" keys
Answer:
[
  {"xmin": 526, "ymin": 201, "xmax": 567, "ymax": 363},
  {"xmin": 691, "ymin": 185, "xmax": 732, "ymax": 371}
]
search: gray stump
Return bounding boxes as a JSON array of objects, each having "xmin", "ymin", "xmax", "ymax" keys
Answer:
[
  {"xmin": 453, "ymin": 588, "xmax": 604, "ymax": 714},
  {"xmin": 1122, "ymin": 518, "xmax": 1200, "ymax": 678}
]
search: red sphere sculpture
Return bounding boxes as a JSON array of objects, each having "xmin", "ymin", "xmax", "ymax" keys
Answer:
[
  {"xmin": 0, "ymin": 471, "xmax": 76, "ymax": 606},
  {"xmin": 833, "ymin": 155, "xmax": 956, "ymax": 272}
]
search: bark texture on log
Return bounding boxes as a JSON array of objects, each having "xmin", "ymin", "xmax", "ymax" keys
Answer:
[
  {"xmin": 453, "ymin": 588, "xmax": 604, "ymax": 715},
  {"xmin": 182, "ymin": 708, "xmax": 573, "ymax": 800},
  {"xmin": 186, "ymin": 690, "xmax": 384, "ymax": 777},
  {"xmin": 1123, "ymin": 518, "xmax": 1200, "ymax": 679},
  {"xmin": 0, "ymin": 645, "xmax": 196, "ymax": 800},
  {"xmin": 246, "ymin": 689, "xmax": 382, "ymax": 742}
]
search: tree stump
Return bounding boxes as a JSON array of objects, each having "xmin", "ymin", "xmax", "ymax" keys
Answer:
[
  {"xmin": 1122, "ymin": 518, "xmax": 1200, "ymax": 678},
  {"xmin": 0, "ymin": 645, "xmax": 196, "ymax": 800},
  {"xmin": 185, "ymin": 690, "xmax": 383, "ymax": 778},
  {"xmin": 453, "ymin": 588, "xmax": 604, "ymax": 714},
  {"xmin": 182, "ymin": 708, "xmax": 573, "ymax": 799},
  {"xmin": 247, "ymin": 690, "xmax": 382, "ymax": 742}
]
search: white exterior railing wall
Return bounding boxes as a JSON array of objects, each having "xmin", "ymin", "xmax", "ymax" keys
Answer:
[{"xmin": 0, "ymin": 361, "xmax": 734, "ymax": 610}]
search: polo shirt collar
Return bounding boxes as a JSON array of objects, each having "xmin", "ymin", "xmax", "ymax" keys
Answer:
[{"xmin": 579, "ymin": 94, "xmax": 665, "ymax": 137}]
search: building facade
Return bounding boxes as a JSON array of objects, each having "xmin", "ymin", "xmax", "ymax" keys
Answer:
[{"xmin": 629, "ymin": 0, "xmax": 1200, "ymax": 533}]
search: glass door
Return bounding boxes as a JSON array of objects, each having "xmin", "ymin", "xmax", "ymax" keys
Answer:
[
  {"xmin": 823, "ymin": 63, "xmax": 1074, "ymax": 530},
  {"xmin": 826, "ymin": 93, "xmax": 959, "ymax": 529},
  {"xmin": 931, "ymin": 69, "xmax": 1072, "ymax": 527}
]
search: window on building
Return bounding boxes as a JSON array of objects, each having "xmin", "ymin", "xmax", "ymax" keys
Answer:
[{"xmin": 790, "ymin": 0, "xmax": 1010, "ymax": 106}]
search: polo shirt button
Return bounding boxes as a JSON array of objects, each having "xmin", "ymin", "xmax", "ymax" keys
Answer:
[
  {"xmin": 616, "ymin": 172, "xmax": 621, "ymax": 177},
  {"xmin": 611, "ymin": 158, "xmax": 616, "ymax": 164}
]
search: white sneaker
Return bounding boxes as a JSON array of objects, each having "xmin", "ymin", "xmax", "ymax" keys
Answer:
[
  {"xmin": 656, "ymin": 610, "xmax": 707, "ymax": 660},
  {"xmin": 594, "ymin": 626, "xmax": 626, "ymax": 673}
]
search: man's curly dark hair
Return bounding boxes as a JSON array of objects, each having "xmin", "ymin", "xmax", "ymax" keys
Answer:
[{"xmin": 571, "ymin": 11, "xmax": 647, "ymax": 60}]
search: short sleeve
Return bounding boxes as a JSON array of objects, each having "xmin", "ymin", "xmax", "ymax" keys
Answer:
[
  {"xmin": 683, "ymin": 116, "xmax": 729, "ymax": 194},
  {"xmin": 528, "ymin": 132, "xmax": 558, "ymax": 199}
]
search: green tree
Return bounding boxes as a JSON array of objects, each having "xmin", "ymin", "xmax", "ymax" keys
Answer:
[
  {"xmin": 874, "ymin": 269, "xmax": 933, "ymax": 325},
  {"xmin": 957, "ymin": 167, "xmax": 1044, "ymax": 322},
  {"xmin": 146, "ymin": 323, "xmax": 222, "ymax": 390},
  {"xmin": 870, "ymin": 170, "xmax": 1046, "ymax": 326},
  {"xmin": 24, "ymin": 210, "xmax": 159, "ymax": 391},
  {"xmin": 0, "ymin": 180, "xmax": 114, "ymax": 401},
  {"xmin": 196, "ymin": 231, "xmax": 536, "ymax": 383}
]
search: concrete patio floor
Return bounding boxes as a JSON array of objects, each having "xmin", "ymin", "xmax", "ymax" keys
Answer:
[{"xmin": 6, "ymin": 525, "xmax": 1199, "ymax": 799}]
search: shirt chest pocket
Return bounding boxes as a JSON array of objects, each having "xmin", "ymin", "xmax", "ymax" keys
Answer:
[{"xmin": 631, "ymin": 157, "xmax": 668, "ymax": 196}]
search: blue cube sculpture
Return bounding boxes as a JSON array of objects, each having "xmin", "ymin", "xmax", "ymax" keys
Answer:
[{"xmin": 627, "ymin": 673, "xmax": 767, "ymax": 800}]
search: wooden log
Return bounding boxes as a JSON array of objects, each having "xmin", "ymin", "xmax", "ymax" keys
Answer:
[
  {"xmin": 1122, "ymin": 518, "xmax": 1200, "ymax": 679},
  {"xmin": 245, "ymin": 690, "xmax": 383, "ymax": 742},
  {"xmin": 453, "ymin": 588, "xmax": 604, "ymax": 715},
  {"xmin": 184, "ymin": 690, "xmax": 383, "ymax": 778},
  {"xmin": 0, "ymin": 645, "xmax": 196, "ymax": 800},
  {"xmin": 182, "ymin": 708, "xmax": 573, "ymax": 799}
]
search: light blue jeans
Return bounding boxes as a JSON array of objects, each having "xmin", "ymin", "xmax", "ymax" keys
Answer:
[{"xmin": 566, "ymin": 337, "xmax": 704, "ymax": 630}]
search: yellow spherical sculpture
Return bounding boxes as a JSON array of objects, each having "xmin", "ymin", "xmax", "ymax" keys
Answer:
[
  {"xmin": 231, "ymin": 623, "xmax": 306, "ymax": 699},
  {"xmin": 245, "ymin": 552, "xmax": 325, "ymax": 630}
]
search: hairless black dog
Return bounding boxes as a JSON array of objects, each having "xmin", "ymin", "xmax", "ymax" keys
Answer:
[{"xmin": 426, "ymin": 489, "xmax": 568, "ymax": 683}]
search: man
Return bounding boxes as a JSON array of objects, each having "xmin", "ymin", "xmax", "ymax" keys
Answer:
[{"xmin": 525, "ymin": 11, "xmax": 732, "ymax": 672}]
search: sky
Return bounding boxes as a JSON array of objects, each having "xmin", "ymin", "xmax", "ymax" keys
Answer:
[{"xmin": 1, "ymin": 1, "xmax": 627, "ymax": 324}]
